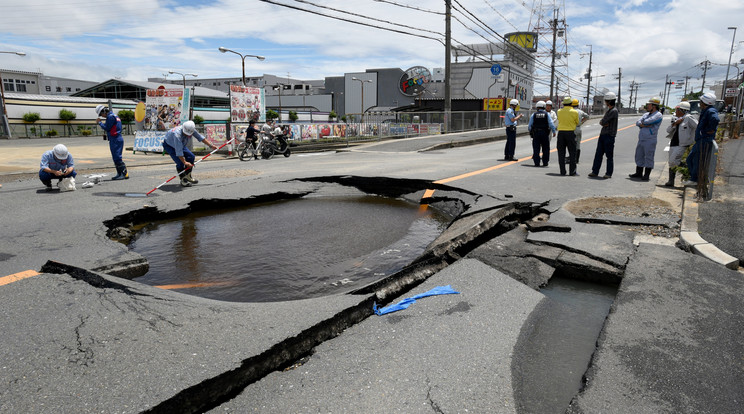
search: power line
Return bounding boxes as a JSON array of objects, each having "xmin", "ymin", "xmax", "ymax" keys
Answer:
[{"xmin": 372, "ymin": 0, "xmax": 444, "ymax": 15}]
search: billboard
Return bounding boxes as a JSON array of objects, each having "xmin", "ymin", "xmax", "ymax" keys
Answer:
[
  {"xmin": 145, "ymin": 88, "xmax": 184, "ymax": 131},
  {"xmin": 505, "ymin": 32, "xmax": 538, "ymax": 52},
  {"xmin": 230, "ymin": 85, "xmax": 265, "ymax": 123},
  {"xmin": 399, "ymin": 66, "xmax": 432, "ymax": 96}
]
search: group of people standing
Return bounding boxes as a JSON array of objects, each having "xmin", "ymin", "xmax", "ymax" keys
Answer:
[{"xmin": 520, "ymin": 90, "xmax": 719, "ymax": 186}]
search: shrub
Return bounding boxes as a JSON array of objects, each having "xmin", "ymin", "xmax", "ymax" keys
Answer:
[
  {"xmin": 46, "ymin": 129, "xmax": 58, "ymax": 136},
  {"xmin": 288, "ymin": 111, "xmax": 298, "ymax": 122},
  {"xmin": 118, "ymin": 109, "xmax": 135, "ymax": 124},
  {"xmin": 23, "ymin": 112, "xmax": 41, "ymax": 123},
  {"xmin": 59, "ymin": 109, "xmax": 76, "ymax": 122},
  {"xmin": 81, "ymin": 129, "xmax": 92, "ymax": 136},
  {"xmin": 193, "ymin": 115, "xmax": 205, "ymax": 124},
  {"xmin": 266, "ymin": 109, "xmax": 279, "ymax": 121},
  {"xmin": 329, "ymin": 110, "xmax": 338, "ymax": 121}
]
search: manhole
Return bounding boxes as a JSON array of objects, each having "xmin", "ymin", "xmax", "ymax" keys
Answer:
[{"xmin": 129, "ymin": 195, "xmax": 451, "ymax": 302}]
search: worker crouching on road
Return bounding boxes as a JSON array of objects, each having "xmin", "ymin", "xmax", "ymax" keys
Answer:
[
  {"xmin": 629, "ymin": 97, "xmax": 663, "ymax": 181},
  {"xmin": 39, "ymin": 144, "xmax": 76, "ymax": 189},
  {"xmin": 685, "ymin": 92, "xmax": 720, "ymax": 186},
  {"xmin": 556, "ymin": 96, "xmax": 580, "ymax": 176},
  {"xmin": 162, "ymin": 121, "xmax": 218, "ymax": 187},
  {"xmin": 95, "ymin": 104, "xmax": 128, "ymax": 180},
  {"xmin": 528, "ymin": 100, "xmax": 556, "ymax": 167},
  {"xmin": 664, "ymin": 101, "xmax": 697, "ymax": 186}
]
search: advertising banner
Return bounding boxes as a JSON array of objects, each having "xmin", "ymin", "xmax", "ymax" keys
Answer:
[
  {"xmin": 180, "ymin": 88, "xmax": 191, "ymax": 125},
  {"xmin": 134, "ymin": 130, "xmax": 166, "ymax": 153},
  {"xmin": 205, "ymin": 124, "xmax": 228, "ymax": 146},
  {"xmin": 230, "ymin": 85, "xmax": 265, "ymax": 123},
  {"xmin": 145, "ymin": 88, "xmax": 184, "ymax": 131}
]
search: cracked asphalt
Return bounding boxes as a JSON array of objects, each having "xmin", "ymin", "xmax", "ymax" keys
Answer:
[{"xmin": 1, "ymin": 119, "xmax": 742, "ymax": 413}]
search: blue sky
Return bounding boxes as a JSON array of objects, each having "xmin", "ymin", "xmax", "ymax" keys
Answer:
[{"xmin": 1, "ymin": 0, "xmax": 743, "ymax": 106}]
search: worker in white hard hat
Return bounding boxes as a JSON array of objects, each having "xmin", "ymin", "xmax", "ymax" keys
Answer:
[
  {"xmin": 629, "ymin": 97, "xmax": 663, "ymax": 181},
  {"xmin": 556, "ymin": 96, "xmax": 580, "ymax": 175},
  {"xmin": 545, "ymin": 100, "xmax": 558, "ymax": 136},
  {"xmin": 685, "ymin": 92, "xmax": 720, "ymax": 185},
  {"xmin": 503, "ymin": 99, "xmax": 523, "ymax": 161},
  {"xmin": 95, "ymin": 104, "xmax": 128, "ymax": 180},
  {"xmin": 528, "ymin": 101, "xmax": 556, "ymax": 167},
  {"xmin": 39, "ymin": 144, "xmax": 76, "ymax": 189},
  {"xmin": 589, "ymin": 92, "xmax": 619, "ymax": 178},
  {"xmin": 664, "ymin": 101, "xmax": 697, "ymax": 186},
  {"xmin": 162, "ymin": 120, "xmax": 218, "ymax": 187}
]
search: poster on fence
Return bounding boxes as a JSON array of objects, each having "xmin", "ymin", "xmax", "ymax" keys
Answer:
[
  {"xmin": 205, "ymin": 124, "xmax": 228, "ymax": 146},
  {"xmin": 145, "ymin": 88, "xmax": 184, "ymax": 131},
  {"xmin": 230, "ymin": 85, "xmax": 264, "ymax": 123},
  {"xmin": 134, "ymin": 130, "xmax": 166, "ymax": 153}
]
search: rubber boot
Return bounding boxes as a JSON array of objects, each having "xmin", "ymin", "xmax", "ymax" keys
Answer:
[
  {"xmin": 642, "ymin": 167, "xmax": 652, "ymax": 181},
  {"xmin": 629, "ymin": 166, "xmax": 643, "ymax": 178},
  {"xmin": 111, "ymin": 166, "xmax": 123, "ymax": 181},
  {"xmin": 664, "ymin": 168, "xmax": 675, "ymax": 187},
  {"xmin": 184, "ymin": 172, "xmax": 199, "ymax": 184},
  {"xmin": 112, "ymin": 164, "xmax": 129, "ymax": 181},
  {"xmin": 178, "ymin": 170, "xmax": 191, "ymax": 187}
]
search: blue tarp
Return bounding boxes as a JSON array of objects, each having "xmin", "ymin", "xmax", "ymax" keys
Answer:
[{"xmin": 373, "ymin": 285, "xmax": 460, "ymax": 315}]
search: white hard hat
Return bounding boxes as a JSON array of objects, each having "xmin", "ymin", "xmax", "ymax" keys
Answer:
[
  {"xmin": 677, "ymin": 101, "xmax": 691, "ymax": 111},
  {"xmin": 182, "ymin": 120, "xmax": 196, "ymax": 135},
  {"xmin": 604, "ymin": 92, "xmax": 617, "ymax": 101},
  {"xmin": 545, "ymin": 100, "xmax": 553, "ymax": 106},
  {"xmin": 53, "ymin": 144, "xmax": 69, "ymax": 160},
  {"xmin": 647, "ymin": 97, "xmax": 661, "ymax": 106},
  {"xmin": 510, "ymin": 99, "xmax": 519, "ymax": 106},
  {"xmin": 536, "ymin": 100, "xmax": 546, "ymax": 108},
  {"xmin": 95, "ymin": 104, "xmax": 107, "ymax": 115},
  {"xmin": 700, "ymin": 92, "xmax": 716, "ymax": 106}
]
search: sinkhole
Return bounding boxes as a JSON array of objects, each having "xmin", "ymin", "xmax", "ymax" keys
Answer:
[{"xmin": 128, "ymin": 195, "xmax": 452, "ymax": 302}]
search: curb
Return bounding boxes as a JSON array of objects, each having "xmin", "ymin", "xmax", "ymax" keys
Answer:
[{"xmin": 679, "ymin": 186, "xmax": 739, "ymax": 270}]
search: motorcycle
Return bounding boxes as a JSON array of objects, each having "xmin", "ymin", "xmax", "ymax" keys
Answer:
[{"xmin": 262, "ymin": 127, "xmax": 292, "ymax": 159}]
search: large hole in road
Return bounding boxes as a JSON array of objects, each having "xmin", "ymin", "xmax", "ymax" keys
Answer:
[{"xmin": 128, "ymin": 195, "xmax": 452, "ymax": 302}]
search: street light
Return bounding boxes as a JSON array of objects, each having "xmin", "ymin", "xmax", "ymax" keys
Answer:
[
  {"xmin": 723, "ymin": 27, "xmax": 737, "ymax": 104},
  {"xmin": 351, "ymin": 77, "xmax": 373, "ymax": 122},
  {"xmin": 168, "ymin": 71, "xmax": 197, "ymax": 89},
  {"xmin": 0, "ymin": 51, "xmax": 26, "ymax": 138},
  {"xmin": 218, "ymin": 47, "xmax": 265, "ymax": 86}
]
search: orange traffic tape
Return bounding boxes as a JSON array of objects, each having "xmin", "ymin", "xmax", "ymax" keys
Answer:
[{"xmin": 0, "ymin": 270, "xmax": 40, "ymax": 286}]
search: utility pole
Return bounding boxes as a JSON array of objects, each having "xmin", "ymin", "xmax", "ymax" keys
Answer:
[
  {"xmin": 700, "ymin": 58, "xmax": 711, "ymax": 92},
  {"xmin": 613, "ymin": 67, "xmax": 622, "ymax": 108},
  {"xmin": 549, "ymin": 9, "xmax": 558, "ymax": 103},
  {"xmin": 444, "ymin": 0, "xmax": 451, "ymax": 133},
  {"xmin": 583, "ymin": 45, "xmax": 593, "ymax": 112},
  {"xmin": 683, "ymin": 75, "xmax": 691, "ymax": 97}
]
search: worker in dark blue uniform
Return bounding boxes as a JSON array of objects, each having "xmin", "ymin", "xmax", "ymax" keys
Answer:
[
  {"xmin": 528, "ymin": 100, "xmax": 556, "ymax": 167},
  {"xmin": 95, "ymin": 104, "xmax": 128, "ymax": 180}
]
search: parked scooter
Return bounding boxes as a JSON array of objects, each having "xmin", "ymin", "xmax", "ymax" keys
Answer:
[{"xmin": 264, "ymin": 125, "xmax": 291, "ymax": 158}]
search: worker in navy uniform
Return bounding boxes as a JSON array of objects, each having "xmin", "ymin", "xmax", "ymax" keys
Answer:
[{"xmin": 528, "ymin": 101, "xmax": 556, "ymax": 167}]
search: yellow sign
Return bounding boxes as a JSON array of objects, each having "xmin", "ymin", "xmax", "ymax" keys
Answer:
[
  {"xmin": 505, "ymin": 32, "xmax": 538, "ymax": 52},
  {"xmin": 134, "ymin": 101, "xmax": 146, "ymax": 123},
  {"xmin": 483, "ymin": 98, "xmax": 505, "ymax": 111}
]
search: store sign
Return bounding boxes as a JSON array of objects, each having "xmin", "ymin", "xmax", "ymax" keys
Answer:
[
  {"xmin": 725, "ymin": 87, "xmax": 737, "ymax": 97},
  {"xmin": 399, "ymin": 66, "xmax": 431, "ymax": 96},
  {"xmin": 483, "ymin": 98, "xmax": 506, "ymax": 111}
]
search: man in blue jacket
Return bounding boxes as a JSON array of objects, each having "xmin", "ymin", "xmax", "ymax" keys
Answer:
[
  {"xmin": 39, "ymin": 144, "xmax": 76, "ymax": 189},
  {"xmin": 629, "ymin": 97, "xmax": 663, "ymax": 181},
  {"xmin": 528, "ymin": 101, "xmax": 556, "ymax": 167},
  {"xmin": 96, "ymin": 104, "xmax": 128, "ymax": 180},
  {"xmin": 685, "ymin": 92, "xmax": 719, "ymax": 185},
  {"xmin": 162, "ymin": 121, "xmax": 218, "ymax": 187}
]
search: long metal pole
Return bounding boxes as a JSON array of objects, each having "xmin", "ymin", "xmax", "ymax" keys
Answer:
[
  {"xmin": 444, "ymin": 0, "xmax": 451, "ymax": 133},
  {"xmin": 549, "ymin": 11, "xmax": 558, "ymax": 102},
  {"xmin": 585, "ymin": 45, "xmax": 592, "ymax": 113},
  {"xmin": 724, "ymin": 27, "xmax": 737, "ymax": 104}
]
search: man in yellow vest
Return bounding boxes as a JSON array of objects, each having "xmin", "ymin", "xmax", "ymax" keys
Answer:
[{"xmin": 556, "ymin": 96, "xmax": 580, "ymax": 175}]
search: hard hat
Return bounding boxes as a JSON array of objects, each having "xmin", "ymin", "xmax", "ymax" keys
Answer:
[
  {"xmin": 510, "ymin": 99, "xmax": 519, "ymax": 106},
  {"xmin": 647, "ymin": 97, "xmax": 661, "ymax": 106},
  {"xmin": 571, "ymin": 98, "xmax": 580, "ymax": 107},
  {"xmin": 545, "ymin": 100, "xmax": 553, "ymax": 106},
  {"xmin": 677, "ymin": 101, "xmax": 691, "ymax": 111},
  {"xmin": 700, "ymin": 92, "xmax": 716, "ymax": 105},
  {"xmin": 536, "ymin": 100, "xmax": 546, "ymax": 109},
  {"xmin": 182, "ymin": 121, "xmax": 196, "ymax": 135},
  {"xmin": 563, "ymin": 96, "xmax": 573, "ymax": 105},
  {"xmin": 53, "ymin": 144, "xmax": 69, "ymax": 160},
  {"xmin": 604, "ymin": 92, "xmax": 617, "ymax": 101},
  {"xmin": 95, "ymin": 104, "xmax": 107, "ymax": 115}
]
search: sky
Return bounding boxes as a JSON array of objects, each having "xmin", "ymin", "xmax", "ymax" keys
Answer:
[{"xmin": 1, "ymin": 0, "xmax": 743, "ymax": 107}]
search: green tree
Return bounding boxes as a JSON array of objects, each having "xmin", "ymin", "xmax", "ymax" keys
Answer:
[
  {"xmin": 266, "ymin": 109, "xmax": 279, "ymax": 121},
  {"xmin": 193, "ymin": 115, "xmax": 205, "ymax": 124},
  {"xmin": 23, "ymin": 112, "xmax": 41, "ymax": 137},
  {"xmin": 683, "ymin": 91, "xmax": 703, "ymax": 101},
  {"xmin": 329, "ymin": 110, "xmax": 338, "ymax": 122},
  {"xmin": 288, "ymin": 110, "xmax": 298, "ymax": 122},
  {"xmin": 59, "ymin": 109, "xmax": 76, "ymax": 136},
  {"xmin": 118, "ymin": 109, "xmax": 135, "ymax": 124}
]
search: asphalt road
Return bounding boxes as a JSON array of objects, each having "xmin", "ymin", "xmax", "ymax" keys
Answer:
[{"xmin": 1, "ymin": 116, "xmax": 742, "ymax": 413}]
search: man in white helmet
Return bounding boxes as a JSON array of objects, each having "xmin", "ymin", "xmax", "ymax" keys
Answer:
[
  {"xmin": 629, "ymin": 97, "xmax": 663, "ymax": 181},
  {"xmin": 39, "ymin": 144, "xmax": 76, "ymax": 189},
  {"xmin": 503, "ymin": 99, "xmax": 523, "ymax": 161},
  {"xmin": 162, "ymin": 121, "xmax": 218, "ymax": 187},
  {"xmin": 685, "ymin": 92, "xmax": 720, "ymax": 185},
  {"xmin": 95, "ymin": 104, "xmax": 128, "ymax": 180},
  {"xmin": 545, "ymin": 100, "xmax": 558, "ymax": 137},
  {"xmin": 589, "ymin": 92, "xmax": 619, "ymax": 178},
  {"xmin": 664, "ymin": 101, "xmax": 697, "ymax": 186},
  {"xmin": 528, "ymin": 100, "xmax": 556, "ymax": 166}
]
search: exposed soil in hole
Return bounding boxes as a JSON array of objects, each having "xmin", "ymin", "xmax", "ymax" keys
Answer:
[{"xmin": 565, "ymin": 196, "xmax": 681, "ymax": 238}]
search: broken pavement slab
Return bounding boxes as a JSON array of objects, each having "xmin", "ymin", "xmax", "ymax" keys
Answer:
[{"xmin": 567, "ymin": 243, "xmax": 744, "ymax": 413}]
